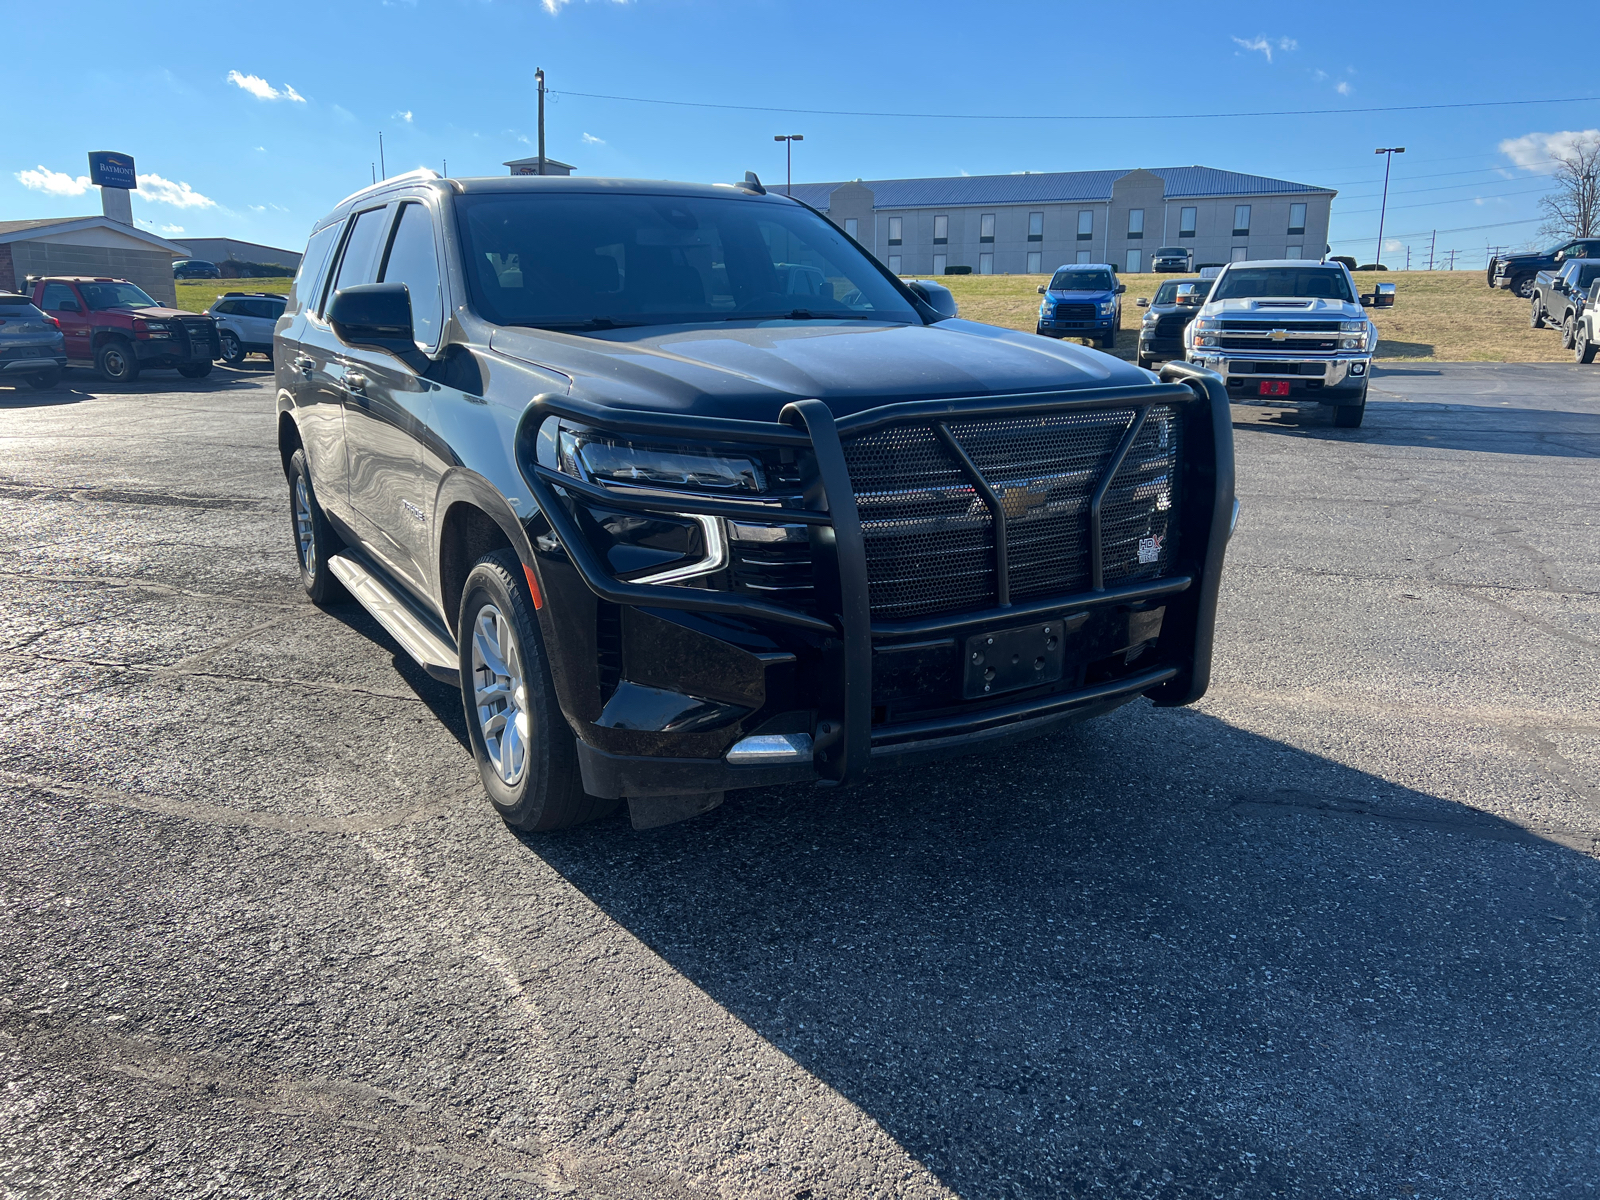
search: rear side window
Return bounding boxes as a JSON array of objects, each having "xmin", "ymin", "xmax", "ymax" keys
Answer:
[
  {"xmin": 378, "ymin": 201, "xmax": 444, "ymax": 349},
  {"xmin": 286, "ymin": 224, "xmax": 340, "ymax": 317},
  {"xmin": 323, "ymin": 207, "xmax": 390, "ymax": 313},
  {"xmin": 213, "ymin": 299, "xmax": 238, "ymax": 315},
  {"xmin": 40, "ymin": 282, "xmax": 80, "ymax": 310}
]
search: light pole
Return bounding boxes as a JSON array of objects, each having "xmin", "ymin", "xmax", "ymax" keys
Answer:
[
  {"xmin": 1374, "ymin": 146, "xmax": 1405, "ymax": 269},
  {"xmin": 536, "ymin": 68, "xmax": 547, "ymax": 175},
  {"xmin": 773, "ymin": 134, "xmax": 803, "ymax": 195}
]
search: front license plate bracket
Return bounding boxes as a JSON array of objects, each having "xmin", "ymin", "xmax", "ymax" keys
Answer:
[
  {"xmin": 1258, "ymin": 379, "xmax": 1292, "ymax": 396},
  {"xmin": 963, "ymin": 622, "xmax": 1068, "ymax": 699}
]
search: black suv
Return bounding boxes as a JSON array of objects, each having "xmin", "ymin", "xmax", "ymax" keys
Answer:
[
  {"xmin": 276, "ymin": 170, "xmax": 1236, "ymax": 830},
  {"xmin": 173, "ymin": 259, "xmax": 222, "ymax": 280}
]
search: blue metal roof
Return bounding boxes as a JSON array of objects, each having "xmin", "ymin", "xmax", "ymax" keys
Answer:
[{"xmin": 791, "ymin": 166, "xmax": 1334, "ymax": 211}]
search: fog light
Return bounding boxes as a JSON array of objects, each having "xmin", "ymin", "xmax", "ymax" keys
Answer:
[
  {"xmin": 1350, "ymin": 361, "xmax": 1367, "ymax": 376},
  {"xmin": 725, "ymin": 733, "xmax": 813, "ymax": 764}
]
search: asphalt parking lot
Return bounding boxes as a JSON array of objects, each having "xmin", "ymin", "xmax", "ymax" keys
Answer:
[{"xmin": 2, "ymin": 361, "xmax": 1598, "ymax": 1199}]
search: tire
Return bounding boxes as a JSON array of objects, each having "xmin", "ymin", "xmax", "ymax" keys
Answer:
[
  {"xmin": 95, "ymin": 339, "xmax": 140, "ymax": 384},
  {"xmin": 286, "ymin": 448, "xmax": 346, "ymax": 605},
  {"xmin": 1137, "ymin": 353, "xmax": 1156, "ymax": 370},
  {"xmin": 178, "ymin": 361, "xmax": 213, "ymax": 379},
  {"xmin": 1530, "ymin": 297, "xmax": 1546, "ymax": 329},
  {"xmin": 1099, "ymin": 329, "xmax": 1116, "ymax": 349},
  {"xmin": 27, "ymin": 367, "xmax": 63, "ymax": 391},
  {"xmin": 1333, "ymin": 384, "xmax": 1368, "ymax": 428},
  {"xmin": 1577, "ymin": 322, "xmax": 1597, "ymax": 364},
  {"xmin": 1486, "ymin": 258, "xmax": 1497, "ymax": 288},
  {"xmin": 1514, "ymin": 275, "xmax": 1535, "ymax": 299},
  {"xmin": 1561, "ymin": 314, "xmax": 1577, "ymax": 350},
  {"xmin": 219, "ymin": 330, "xmax": 247, "ymax": 366},
  {"xmin": 457, "ymin": 549, "xmax": 615, "ymax": 831}
]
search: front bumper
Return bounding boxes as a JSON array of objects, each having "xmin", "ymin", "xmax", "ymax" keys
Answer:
[
  {"xmin": 134, "ymin": 327, "xmax": 218, "ymax": 364},
  {"xmin": 1187, "ymin": 350, "xmax": 1370, "ymax": 400},
  {"xmin": 1037, "ymin": 313, "xmax": 1117, "ymax": 336},
  {"xmin": 518, "ymin": 364, "xmax": 1236, "ymax": 808}
]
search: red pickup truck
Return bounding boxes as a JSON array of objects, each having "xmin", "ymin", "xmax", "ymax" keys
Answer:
[{"xmin": 30, "ymin": 276, "xmax": 217, "ymax": 383}]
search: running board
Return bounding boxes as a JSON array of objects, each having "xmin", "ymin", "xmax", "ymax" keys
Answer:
[{"xmin": 327, "ymin": 553, "xmax": 460, "ymax": 686}]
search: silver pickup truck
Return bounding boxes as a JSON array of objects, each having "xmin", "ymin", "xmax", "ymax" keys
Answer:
[{"xmin": 1184, "ymin": 259, "xmax": 1393, "ymax": 428}]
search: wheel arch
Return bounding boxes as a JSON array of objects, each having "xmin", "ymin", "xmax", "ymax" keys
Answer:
[
  {"xmin": 434, "ymin": 470, "xmax": 542, "ymax": 638},
  {"xmin": 276, "ymin": 393, "xmax": 303, "ymax": 478}
]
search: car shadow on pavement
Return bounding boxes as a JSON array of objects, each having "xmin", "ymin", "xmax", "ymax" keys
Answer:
[
  {"xmin": 0, "ymin": 384, "xmax": 91, "ymax": 408},
  {"xmin": 318, "ymin": 598, "xmax": 471, "ymax": 750},
  {"xmin": 527, "ymin": 700, "xmax": 1600, "ymax": 1197},
  {"xmin": 1233, "ymin": 401, "xmax": 1600, "ymax": 456}
]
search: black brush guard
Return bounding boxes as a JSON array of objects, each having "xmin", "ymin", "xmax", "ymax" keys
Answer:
[{"xmin": 517, "ymin": 362, "xmax": 1234, "ymax": 790}]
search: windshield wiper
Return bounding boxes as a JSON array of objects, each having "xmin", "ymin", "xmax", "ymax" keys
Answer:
[
  {"xmin": 722, "ymin": 310, "xmax": 878, "ymax": 322},
  {"xmin": 515, "ymin": 317, "xmax": 652, "ymax": 331}
]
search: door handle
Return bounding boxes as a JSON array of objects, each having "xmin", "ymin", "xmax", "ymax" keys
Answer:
[
  {"xmin": 293, "ymin": 355, "xmax": 314, "ymax": 376},
  {"xmin": 343, "ymin": 372, "xmax": 368, "ymax": 393}
]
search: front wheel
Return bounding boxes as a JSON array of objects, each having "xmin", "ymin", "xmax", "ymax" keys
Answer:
[
  {"xmin": 287, "ymin": 448, "xmax": 345, "ymax": 605},
  {"xmin": 1332, "ymin": 385, "xmax": 1368, "ymax": 428},
  {"xmin": 1137, "ymin": 353, "xmax": 1156, "ymax": 370},
  {"xmin": 458, "ymin": 550, "xmax": 616, "ymax": 831},
  {"xmin": 178, "ymin": 361, "xmax": 213, "ymax": 379},
  {"xmin": 219, "ymin": 330, "xmax": 247, "ymax": 366},
  {"xmin": 1530, "ymin": 298, "xmax": 1546, "ymax": 329},
  {"xmin": 1099, "ymin": 330, "xmax": 1117, "ymax": 349},
  {"xmin": 95, "ymin": 339, "xmax": 140, "ymax": 384},
  {"xmin": 1561, "ymin": 315, "xmax": 1577, "ymax": 350},
  {"xmin": 1514, "ymin": 276, "xmax": 1535, "ymax": 299},
  {"xmin": 1577, "ymin": 323, "xmax": 1597, "ymax": 364}
]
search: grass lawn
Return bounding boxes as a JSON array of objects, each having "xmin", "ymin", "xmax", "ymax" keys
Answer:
[
  {"xmin": 174, "ymin": 277, "xmax": 291, "ymax": 314},
  {"xmin": 930, "ymin": 270, "xmax": 1569, "ymax": 363}
]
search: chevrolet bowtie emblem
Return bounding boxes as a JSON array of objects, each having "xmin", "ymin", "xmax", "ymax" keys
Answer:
[{"xmin": 1269, "ymin": 328, "xmax": 1288, "ymax": 341}]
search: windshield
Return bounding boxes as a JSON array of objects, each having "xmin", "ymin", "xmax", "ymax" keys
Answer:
[
  {"xmin": 457, "ymin": 192, "xmax": 920, "ymax": 329},
  {"xmin": 1049, "ymin": 269, "xmax": 1114, "ymax": 292},
  {"xmin": 1577, "ymin": 265, "xmax": 1600, "ymax": 289},
  {"xmin": 1211, "ymin": 267, "xmax": 1354, "ymax": 303},
  {"xmin": 1155, "ymin": 248, "xmax": 1187, "ymax": 257},
  {"xmin": 1154, "ymin": 281, "xmax": 1210, "ymax": 305},
  {"xmin": 79, "ymin": 282, "xmax": 160, "ymax": 311}
]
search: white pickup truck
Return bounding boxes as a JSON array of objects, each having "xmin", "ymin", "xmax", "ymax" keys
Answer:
[{"xmin": 1184, "ymin": 260, "xmax": 1393, "ymax": 428}]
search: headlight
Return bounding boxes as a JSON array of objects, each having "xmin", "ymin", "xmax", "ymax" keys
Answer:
[
  {"xmin": 557, "ymin": 427, "xmax": 767, "ymax": 494},
  {"xmin": 1191, "ymin": 316, "xmax": 1219, "ymax": 347},
  {"xmin": 1099, "ymin": 301, "xmax": 1115, "ymax": 315},
  {"xmin": 1142, "ymin": 311, "xmax": 1158, "ymax": 325},
  {"xmin": 1339, "ymin": 321, "xmax": 1367, "ymax": 332}
]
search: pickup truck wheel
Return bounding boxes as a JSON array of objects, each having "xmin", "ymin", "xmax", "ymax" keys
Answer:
[
  {"xmin": 95, "ymin": 339, "xmax": 140, "ymax": 384},
  {"xmin": 458, "ymin": 550, "xmax": 615, "ymax": 831},
  {"xmin": 1137, "ymin": 353, "xmax": 1156, "ymax": 370},
  {"xmin": 287, "ymin": 449, "xmax": 345, "ymax": 605},
  {"xmin": 1577, "ymin": 323, "xmax": 1597, "ymax": 364},
  {"xmin": 1530, "ymin": 297, "xmax": 1546, "ymax": 329},
  {"xmin": 1514, "ymin": 276, "xmax": 1534, "ymax": 299},
  {"xmin": 177, "ymin": 361, "xmax": 213, "ymax": 379},
  {"xmin": 219, "ymin": 330, "xmax": 247, "ymax": 366},
  {"xmin": 1560, "ymin": 315, "xmax": 1577, "ymax": 350},
  {"xmin": 1099, "ymin": 330, "xmax": 1116, "ymax": 349},
  {"xmin": 1332, "ymin": 385, "xmax": 1368, "ymax": 429}
]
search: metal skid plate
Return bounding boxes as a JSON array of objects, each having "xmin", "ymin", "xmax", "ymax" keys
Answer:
[{"xmin": 963, "ymin": 621, "xmax": 1066, "ymax": 699}]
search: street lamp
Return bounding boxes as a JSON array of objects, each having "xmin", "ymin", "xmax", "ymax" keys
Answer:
[
  {"xmin": 1374, "ymin": 147, "xmax": 1405, "ymax": 270},
  {"xmin": 773, "ymin": 134, "xmax": 803, "ymax": 196}
]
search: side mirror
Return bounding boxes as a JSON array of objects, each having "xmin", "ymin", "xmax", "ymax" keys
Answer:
[
  {"xmin": 1135, "ymin": 297, "xmax": 1149, "ymax": 307},
  {"xmin": 1373, "ymin": 281, "xmax": 1396, "ymax": 308},
  {"xmin": 906, "ymin": 279, "xmax": 959, "ymax": 320},
  {"xmin": 1037, "ymin": 285, "xmax": 1046, "ymax": 294},
  {"xmin": 327, "ymin": 283, "xmax": 428, "ymax": 371},
  {"xmin": 1115, "ymin": 283, "xmax": 1127, "ymax": 294}
]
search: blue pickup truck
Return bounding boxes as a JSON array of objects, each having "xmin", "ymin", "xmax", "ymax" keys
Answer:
[{"xmin": 1036, "ymin": 264, "xmax": 1125, "ymax": 349}]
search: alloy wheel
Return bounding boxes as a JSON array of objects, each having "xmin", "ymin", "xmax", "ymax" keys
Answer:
[
  {"xmin": 294, "ymin": 475, "xmax": 316, "ymax": 577},
  {"xmin": 471, "ymin": 604, "xmax": 529, "ymax": 786}
]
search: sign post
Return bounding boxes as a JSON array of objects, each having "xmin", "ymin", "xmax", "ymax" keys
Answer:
[{"xmin": 88, "ymin": 151, "xmax": 137, "ymax": 224}]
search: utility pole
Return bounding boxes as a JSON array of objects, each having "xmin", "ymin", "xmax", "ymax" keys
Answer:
[
  {"xmin": 1427, "ymin": 229, "xmax": 1436, "ymax": 271},
  {"xmin": 1373, "ymin": 146, "xmax": 1405, "ymax": 268},
  {"xmin": 370, "ymin": 163, "xmax": 376, "ymax": 185},
  {"xmin": 379, "ymin": 132, "xmax": 386, "ymax": 181},
  {"xmin": 1446, "ymin": 249, "xmax": 1458, "ymax": 271},
  {"xmin": 773, "ymin": 134, "xmax": 804, "ymax": 195},
  {"xmin": 442, "ymin": 159, "xmax": 448, "ymax": 177},
  {"xmin": 1405, "ymin": 245, "xmax": 1411, "ymax": 271},
  {"xmin": 536, "ymin": 68, "xmax": 547, "ymax": 174}
]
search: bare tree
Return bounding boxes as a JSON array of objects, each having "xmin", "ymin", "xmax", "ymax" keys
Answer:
[{"xmin": 1537, "ymin": 133, "xmax": 1600, "ymax": 240}]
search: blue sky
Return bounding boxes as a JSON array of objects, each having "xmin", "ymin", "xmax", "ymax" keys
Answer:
[{"xmin": 8, "ymin": 0, "xmax": 1596, "ymax": 270}]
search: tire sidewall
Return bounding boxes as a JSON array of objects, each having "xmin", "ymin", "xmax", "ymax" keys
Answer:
[
  {"xmin": 287, "ymin": 449, "xmax": 341, "ymax": 603},
  {"xmin": 96, "ymin": 340, "xmax": 137, "ymax": 383},
  {"xmin": 220, "ymin": 331, "xmax": 245, "ymax": 365}
]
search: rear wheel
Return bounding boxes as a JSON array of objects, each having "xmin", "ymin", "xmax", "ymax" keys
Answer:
[
  {"xmin": 219, "ymin": 330, "xmax": 247, "ymax": 366},
  {"xmin": 27, "ymin": 368, "xmax": 63, "ymax": 391},
  {"xmin": 1332, "ymin": 384, "xmax": 1368, "ymax": 428},
  {"xmin": 177, "ymin": 361, "xmax": 213, "ymax": 379},
  {"xmin": 95, "ymin": 339, "xmax": 140, "ymax": 384},
  {"xmin": 1577, "ymin": 322, "xmax": 1597, "ymax": 364},
  {"xmin": 287, "ymin": 448, "xmax": 345, "ymax": 605},
  {"xmin": 457, "ymin": 550, "xmax": 616, "ymax": 831}
]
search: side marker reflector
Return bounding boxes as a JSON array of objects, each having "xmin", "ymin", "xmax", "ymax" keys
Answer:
[{"xmin": 523, "ymin": 563, "xmax": 544, "ymax": 610}]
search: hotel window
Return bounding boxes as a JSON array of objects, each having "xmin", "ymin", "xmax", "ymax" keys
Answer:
[
  {"xmin": 1127, "ymin": 208, "xmax": 1144, "ymax": 239},
  {"xmin": 887, "ymin": 254, "xmax": 902, "ymax": 274},
  {"xmin": 1125, "ymin": 249, "xmax": 1142, "ymax": 273},
  {"xmin": 1076, "ymin": 249, "xmax": 1091, "ymax": 264},
  {"xmin": 1286, "ymin": 245, "xmax": 1303, "ymax": 260},
  {"xmin": 887, "ymin": 216, "xmax": 902, "ymax": 246},
  {"xmin": 1233, "ymin": 205, "xmax": 1251, "ymax": 236},
  {"xmin": 980, "ymin": 213, "xmax": 995, "ymax": 243},
  {"xmin": 933, "ymin": 253, "xmax": 947, "ymax": 275},
  {"xmin": 1027, "ymin": 212, "xmax": 1043, "ymax": 242},
  {"xmin": 933, "ymin": 214, "xmax": 948, "ymax": 244},
  {"xmin": 844, "ymin": 218, "xmax": 858, "ymax": 239},
  {"xmin": 1027, "ymin": 250, "xmax": 1042, "ymax": 273},
  {"xmin": 1179, "ymin": 207, "xmax": 1197, "ymax": 238},
  {"xmin": 1231, "ymin": 246, "xmax": 1249, "ymax": 263},
  {"xmin": 1287, "ymin": 203, "xmax": 1306, "ymax": 235},
  {"xmin": 1077, "ymin": 210, "xmax": 1094, "ymax": 241},
  {"xmin": 979, "ymin": 252, "xmax": 994, "ymax": 275}
]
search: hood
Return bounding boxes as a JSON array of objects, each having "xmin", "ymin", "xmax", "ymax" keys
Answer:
[
  {"xmin": 489, "ymin": 318, "xmax": 1148, "ymax": 421},
  {"xmin": 1200, "ymin": 296, "xmax": 1363, "ymax": 319},
  {"xmin": 101, "ymin": 306, "xmax": 205, "ymax": 320},
  {"xmin": 1046, "ymin": 288, "xmax": 1116, "ymax": 302}
]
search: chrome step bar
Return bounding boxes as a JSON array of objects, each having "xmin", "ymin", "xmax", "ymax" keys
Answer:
[{"xmin": 327, "ymin": 553, "xmax": 460, "ymax": 686}]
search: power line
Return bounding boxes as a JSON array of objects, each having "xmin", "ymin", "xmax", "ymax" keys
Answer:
[
  {"xmin": 550, "ymin": 89, "xmax": 1600, "ymax": 124},
  {"xmin": 1335, "ymin": 182, "xmax": 1552, "ymax": 217}
]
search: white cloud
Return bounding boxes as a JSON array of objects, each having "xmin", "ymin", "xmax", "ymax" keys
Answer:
[
  {"xmin": 541, "ymin": 0, "xmax": 630, "ymax": 13},
  {"xmin": 395, "ymin": 110, "xmax": 414, "ymax": 123},
  {"xmin": 16, "ymin": 165, "xmax": 92, "ymax": 196},
  {"xmin": 227, "ymin": 70, "xmax": 305, "ymax": 102},
  {"xmin": 1384, "ymin": 239, "xmax": 1403, "ymax": 252},
  {"xmin": 1499, "ymin": 129, "xmax": 1600, "ymax": 172},
  {"xmin": 1313, "ymin": 69, "xmax": 1328, "ymax": 82},
  {"xmin": 136, "ymin": 173, "xmax": 217, "ymax": 209},
  {"xmin": 1233, "ymin": 34, "xmax": 1296, "ymax": 62},
  {"xmin": 249, "ymin": 204, "xmax": 266, "ymax": 212},
  {"xmin": 161, "ymin": 224, "xmax": 185, "ymax": 234},
  {"xmin": 255, "ymin": 145, "xmax": 267, "ymax": 152},
  {"xmin": 1336, "ymin": 81, "xmax": 1351, "ymax": 96},
  {"xmin": 581, "ymin": 131, "xmax": 605, "ymax": 144}
]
